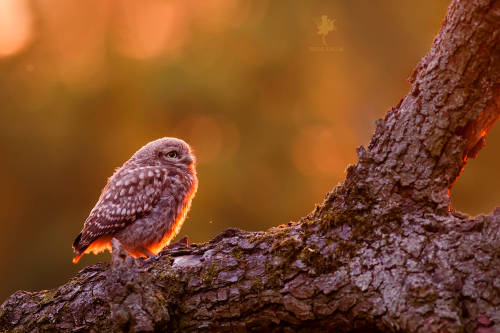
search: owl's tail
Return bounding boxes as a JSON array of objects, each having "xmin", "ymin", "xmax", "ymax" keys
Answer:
[
  {"xmin": 72, "ymin": 233, "xmax": 113, "ymax": 263},
  {"xmin": 72, "ymin": 233, "xmax": 88, "ymax": 263}
]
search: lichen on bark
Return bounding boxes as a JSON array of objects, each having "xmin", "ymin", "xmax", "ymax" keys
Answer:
[{"xmin": 1, "ymin": 0, "xmax": 499, "ymax": 332}]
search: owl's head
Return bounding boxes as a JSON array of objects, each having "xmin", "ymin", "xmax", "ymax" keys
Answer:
[{"xmin": 130, "ymin": 137, "xmax": 196, "ymax": 169}]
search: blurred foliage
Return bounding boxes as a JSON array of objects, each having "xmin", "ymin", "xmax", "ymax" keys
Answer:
[{"xmin": 0, "ymin": 0, "xmax": 498, "ymax": 301}]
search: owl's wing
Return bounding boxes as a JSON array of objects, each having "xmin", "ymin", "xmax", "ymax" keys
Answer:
[{"xmin": 72, "ymin": 166, "xmax": 167, "ymax": 261}]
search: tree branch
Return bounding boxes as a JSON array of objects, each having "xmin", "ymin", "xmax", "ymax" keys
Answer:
[
  {"xmin": 1, "ymin": 0, "xmax": 499, "ymax": 332},
  {"xmin": 335, "ymin": 0, "xmax": 500, "ymax": 214}
]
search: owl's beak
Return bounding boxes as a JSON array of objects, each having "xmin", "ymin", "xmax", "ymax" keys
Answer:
[{"xmin": 184, "ymin": 155, "xmax": 195, "ymax": 165}]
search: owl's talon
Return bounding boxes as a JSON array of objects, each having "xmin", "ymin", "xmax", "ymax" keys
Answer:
[{"xmin": 167, "ymin": 236, "xmax": 189, "ymax": 251}]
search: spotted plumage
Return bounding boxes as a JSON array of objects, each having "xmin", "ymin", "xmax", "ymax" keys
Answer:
[{"xmin": 72, "ymin": 137, "xmax": 198, "ymax": 263}]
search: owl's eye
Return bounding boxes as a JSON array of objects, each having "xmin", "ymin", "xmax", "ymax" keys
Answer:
[{"xmin": 166, "ymin": 151, "xmax": 178, "ymax": 158}]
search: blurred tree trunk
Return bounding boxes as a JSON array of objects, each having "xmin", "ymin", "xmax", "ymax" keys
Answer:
[{"xmin": 1, "ymin": 0, "xmax": 499, "ymax": 332}]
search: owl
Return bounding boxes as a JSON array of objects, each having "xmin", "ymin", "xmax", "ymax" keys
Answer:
[{"xmin": 72, "ymin": 137, "xmax": 198, "ymax": 263}]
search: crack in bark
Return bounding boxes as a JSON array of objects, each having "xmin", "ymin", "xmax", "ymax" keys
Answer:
[{"xmin": 1, "ymin": 0, "xmax": 500, "ymax": 332}]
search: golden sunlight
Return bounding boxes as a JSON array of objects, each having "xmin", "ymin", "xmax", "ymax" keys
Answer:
[
  {"xmin": 291, "ymin": 125, "xmax": 353, "ymax": 177},
  {"xmin": 0, "ymin": 0, "xmax": 33, "ymax": 58},
  {"xmin": 114, "ymin": 0, "xmax": 184, "ymax": 59}
]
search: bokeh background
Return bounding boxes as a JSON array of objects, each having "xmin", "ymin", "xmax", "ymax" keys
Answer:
[{"xmin": 1, "ymin": 0, "xmax": 498, "ymax": 302}]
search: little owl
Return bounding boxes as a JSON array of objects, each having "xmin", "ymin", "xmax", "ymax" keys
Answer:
[{"xmin": 72, "ymin": 137, "xmax": 198, "ymax": 263}]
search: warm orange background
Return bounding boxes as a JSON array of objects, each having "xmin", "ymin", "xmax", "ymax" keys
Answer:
[{"xmin": 0, "ymin": 0, "xmax": 498, "ymax": 302}]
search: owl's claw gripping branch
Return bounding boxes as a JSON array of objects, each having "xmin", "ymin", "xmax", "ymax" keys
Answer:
[
  {"xmin": 1, "ymin": 0, "xmax": 499, "ymax": 332},
  {"xmin": 167, "ymin": 235, "xmax": 189, "ymax": 250}
]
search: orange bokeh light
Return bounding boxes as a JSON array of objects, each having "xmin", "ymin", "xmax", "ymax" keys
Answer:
[
  {"xmin": 114, "ymin": 0, "xmax": 185, "ymax": 59},
  {"xmin": 291, "ymin": 125, "xmax": 354, "ymax": 177},
  {"xmin": 0, "ymin": 0, "xmax": 33, "ymax": 58}
]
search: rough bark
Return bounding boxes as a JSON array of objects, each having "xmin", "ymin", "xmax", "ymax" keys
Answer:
[{"xmin": 1, "ymin": 0, "xmax": 500, "ymax": 332}]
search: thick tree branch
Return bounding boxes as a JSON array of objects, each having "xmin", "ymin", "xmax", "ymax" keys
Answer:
[
  {"xmin": 1, "ymin": 0, "xmax": 499, "ymax": 332},
  {"xmin": 333, "ymin": 0, "xmax": 500, "ymax": 214}
]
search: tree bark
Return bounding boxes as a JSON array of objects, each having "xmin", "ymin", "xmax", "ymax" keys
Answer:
[{"xmin": 1, "ymin": 0, "xmax": 500, "ymax": 332}]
